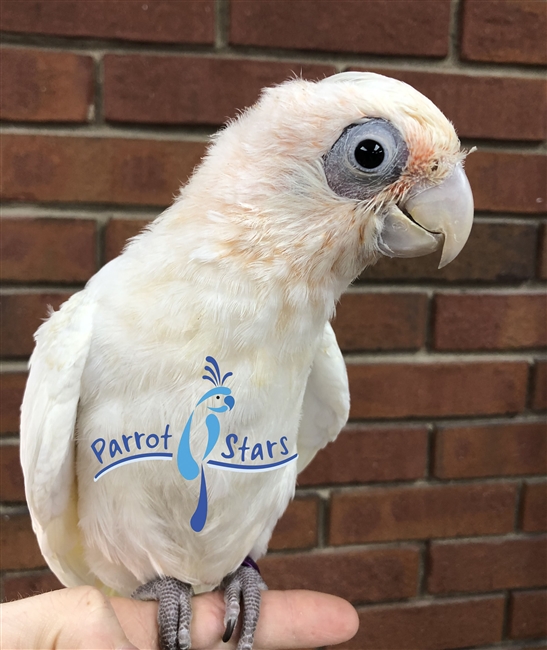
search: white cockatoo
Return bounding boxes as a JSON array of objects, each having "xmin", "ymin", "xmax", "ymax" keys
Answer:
[{"xmin": 20, "ymin": 72, "xmax": 474, "ymax": 650}]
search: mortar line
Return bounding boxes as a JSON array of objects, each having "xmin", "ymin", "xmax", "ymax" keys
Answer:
[
  {"xmin": 215, "ymin": 0, "xmax": 230, "ymax": 51},
  {"xmin": 514, "ymin": 481, "xmax": 525, "ymax": 532},
  {"xmin": 417, "ymin": 540, "xmax": 430, "ymax": 596},
  {"xmin": 447, "ymin": 0, "xmax": 462, "ymax": 66},
  {"xmin": 1, "ymin": 34, "xmax": 546, "ymax": 78}
]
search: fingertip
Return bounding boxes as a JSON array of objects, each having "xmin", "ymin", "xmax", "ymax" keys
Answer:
[
  {"xmin": 305, "ymin": 592, "xmax": 360, "ymax": 645},
  {"xmin": 338, "ymin": 599, "xmax": 360, "ymax": 643},
  {"xmin": 256, "ymin": 590, "xmax": 360, "ymax": 648}
]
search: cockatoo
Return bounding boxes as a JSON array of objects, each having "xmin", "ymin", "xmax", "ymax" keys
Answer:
[{"xmin": 20, "ymin": 72, "xmax": 474, "ymax": 650}]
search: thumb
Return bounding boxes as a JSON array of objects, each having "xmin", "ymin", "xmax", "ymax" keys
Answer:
[
  {"xmin": 53, "ymin": 586, "xmax": 140, "ymax": 650},
  {"xmin": 0, "ymin": 587, "xmax": 140, "ymax": 650}
]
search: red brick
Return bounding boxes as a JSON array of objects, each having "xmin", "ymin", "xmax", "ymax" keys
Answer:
[
  {"xmin": 0, "ymin": 514, "xmax": 45, "ymax": 570},
  {"xmin": 338, "ymin": 597, "xmax": 504, "ymax": 650},
  {"xmin": 0, "ymin": 1, "xmax": 214, "ymax": 44},
  {"xmin": 539, "ymin": 226, "xmax": 547, "ymax": 280},
  {"xmin": 333, "ymin": 292, "xmax": 428, "ymax": 352},
  {"xmin": 461, "ymin": 0, "xmax": 547, "ymax": 66},
  {"xmin": 0, "ymin": 292, "xmax": 72, "ymax": 358},
  {"xmin": 230, "ymin": 0, "xmax": 451, "ymax": 58},
  {"xmin": 521, "ymin": 481, "xmax": 547, "ymax": 532},
  {"xmin": 0, "ymin": 48, "xmax": 93, "ymax": 123},
  {"xmin": 298, "ymin": 427, "xmax": 428, "ymax": 486},
  {"xmin": 104, "ymin": 218, "xmax": 149, "ymax": 263},
  {"xmin": 532, "ymin": 361, "xmax": 547, "ymax": 411},
  {"xmin": 329, "ymin": 483, "xmax": 517, "ymax": 545},
  {"xmin": 104, "ymin": 55, "xmax": 336, "ymax": 125},
  {"xmin": 362, "ymin": 222, "xmax": 537, "ymax": 283},
  {"xmin": 0, "ymin": 373, "xmax": 26, "ymax": 435},
  {"xmin": 428, "ymin": 537, "xmax": 547, "ymax": 594},
  {"xmin": 0, "ymin": 135, "xmax": 206, "ymax": 207},
  {"xmin": 348, "ymin": 361, "xmax": 528, "ymax": 419},
  {"xmin": 352, "ymin": 68, "xmax": 546, "ymax": 142},
  {"xmin": 261, "ymin": 547, "xmax": 420, "ymax": 604},
  {"xmin": 268, "ymin": 497, "xmax": 318, "ymax": 551},
  {"xmin": 434, "ymin": 293, "xmax": 547, "ymax": 351},
  {"xmin": 510, "ymin": 589, "xmax": 547, "ymax": 640},
  {"xmin": 0, "ymin": 218, "xmax": 96, "ymax": 283},
  {"xmin": 466, "ymin": 152, "xmax": 547, "ymax": 214},
  {"xmin": 2, "ymin": 571, "xmax": 63, "ymax": 602},
  {"xmin": 434, "ymin": 422, "xmax": 547, "ymax": 479},
  {"xmin": 0, "ymin": 444, "xmax": 25, "ymax": 502}
]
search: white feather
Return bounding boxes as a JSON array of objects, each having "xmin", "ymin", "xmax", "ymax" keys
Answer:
[
  {"xmin": 20, "ymin": 290, "xmax": 97, "ymax": 588},
  {"xmin": 297, "ymin": 322, "xmax": 349, "ymax": 474}
]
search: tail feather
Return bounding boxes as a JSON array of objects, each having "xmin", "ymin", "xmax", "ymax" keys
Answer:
[{"xmin": 190, "ymin": 466, "xmax": 208, "ymax": 532}]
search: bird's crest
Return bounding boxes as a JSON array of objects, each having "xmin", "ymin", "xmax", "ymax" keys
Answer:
[{"xmin": 202, "ymin": 356, "xmax": 233, "ymax": 386}]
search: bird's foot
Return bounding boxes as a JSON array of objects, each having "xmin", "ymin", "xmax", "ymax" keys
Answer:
[
  {"xmin": 221, "ymin": 557, "xmax": 268, "ymax": 650},
  {"xmin": 132, "ymin": 576, "xmax": 194, "ymax": 650}
]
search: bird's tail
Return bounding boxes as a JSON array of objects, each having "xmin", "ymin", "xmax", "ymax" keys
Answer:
[{"xmin": 190, "ymin": 465, "xmax": 208, "ymax": 532}]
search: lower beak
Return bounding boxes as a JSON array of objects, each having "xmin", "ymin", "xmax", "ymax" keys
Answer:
[{"xmin": 377, "ymin": 163, "xmax": 474, "ymax": 268}]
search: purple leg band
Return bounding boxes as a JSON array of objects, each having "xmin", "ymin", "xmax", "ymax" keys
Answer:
[{"xmin": 241, "ymin": 556, "xmax": 261, "ymax": 574}]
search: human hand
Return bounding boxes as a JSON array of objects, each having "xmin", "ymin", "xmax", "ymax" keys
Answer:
[{"xmin": 0, "ymin": 586, "xmax": 359, "ymax": 649}]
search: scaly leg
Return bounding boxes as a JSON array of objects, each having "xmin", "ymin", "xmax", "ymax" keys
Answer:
[
  {"xmin": 133, "ymin": 576, "xmax": 194, "ymax": 650},
  {"xmin": 221, "ymin": 557, "xmax": 268, "ymax": 650}
]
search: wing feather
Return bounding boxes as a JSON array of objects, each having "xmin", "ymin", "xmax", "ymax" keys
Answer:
[
  {"xmin": 297, "ymin": 322, "xmax": 349, "ymax": 474},
  {"xmin": 20, "ymin": 290, "xmax": 96, "ymax": 587}
]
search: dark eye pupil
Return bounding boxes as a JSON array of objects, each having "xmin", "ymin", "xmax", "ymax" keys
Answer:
[{"xmin": 355, "ymin": 139, "xmax": 384, "ymax": 169}]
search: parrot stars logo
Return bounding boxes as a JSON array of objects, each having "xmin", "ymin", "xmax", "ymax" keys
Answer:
[
  {"xmin": 176, "ymin": 356, "xmax": 235, "ymax": 532},
  {"xmin": 89, "ymin": 357, "xmax": 298, "ymax": 532}
]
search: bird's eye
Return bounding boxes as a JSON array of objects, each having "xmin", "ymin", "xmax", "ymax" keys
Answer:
[
  {"xmin": 355, "ymin": 140, "xmax": 385, "ymax": 169},
  {"xmin": 216, "ymin": 396, "xmax": 220, "ymax": 400},
  {"xmin": 323, "ymin": 118, "xmax": 408, "ymax": 201}
]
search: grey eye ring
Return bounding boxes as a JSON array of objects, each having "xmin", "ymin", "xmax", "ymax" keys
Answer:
[{"xmin": 323, "ymin": 118, "xmax": 409, "ymax": 201}]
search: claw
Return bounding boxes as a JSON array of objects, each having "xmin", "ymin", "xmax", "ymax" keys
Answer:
[{"xmin": 223, "ymin": 618, "xmax": 237, "ymax": 643}]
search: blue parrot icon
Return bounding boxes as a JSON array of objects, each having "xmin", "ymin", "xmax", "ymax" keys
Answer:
[{"xmin": 177, "ymin": 357, "xmax": 234, "ymax": 532}]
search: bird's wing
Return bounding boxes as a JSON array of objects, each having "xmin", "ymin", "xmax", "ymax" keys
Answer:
[
  {"xmin": 20, "ymin": 290, "xmax": 98, "ymax": 588},
  {"xmin": 296, "ymin": 321, "xmax": 350, "ymax": 474}
]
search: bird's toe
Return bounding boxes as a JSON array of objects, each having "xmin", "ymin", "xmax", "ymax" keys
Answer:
[
  {"xmin": 221, "ymin": 558, "xmax": 268, "ymax": 650},
  {"xmin": 132, "ymin": 576, "xmax": 193, "ymax": 650}
]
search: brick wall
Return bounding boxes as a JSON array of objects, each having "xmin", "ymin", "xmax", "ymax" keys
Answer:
[{"xmin": 0, "ymin": 2, "xmax": 545, "ymax": 649}]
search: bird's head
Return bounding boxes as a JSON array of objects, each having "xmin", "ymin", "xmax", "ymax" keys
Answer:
[
  {"xmin": 196, "ymin": 386, "xmax": 235, "ymax": 412},
  {"xmin": 182, "ymin": 72, "xmax": 473, "ymax": 290}
]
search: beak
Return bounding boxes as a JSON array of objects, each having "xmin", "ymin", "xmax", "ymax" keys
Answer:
[
  {"xmin": 377, "ymin": 163, "xmax": 474, "ymax": 268},
  {"xmin": 224, "ymin": 395, "xmax": 235, "ymax": 410}
]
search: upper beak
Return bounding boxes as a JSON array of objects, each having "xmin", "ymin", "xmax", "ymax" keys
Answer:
[{"xmin": 377, "ymin": 163, "xmax": 474, "ymax": 268}]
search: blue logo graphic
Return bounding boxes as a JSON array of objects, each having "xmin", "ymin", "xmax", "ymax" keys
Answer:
[
  {"xmin": 90, "ymin": 356, "xmax": 298, "ymax": 531},
  {"xmin": 176, "ymin": 356, "xmax": 235, "ymax": 532},
  {"xmin": 91, "ymin": 425, "xmax": 173, "ymax": 481}
]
